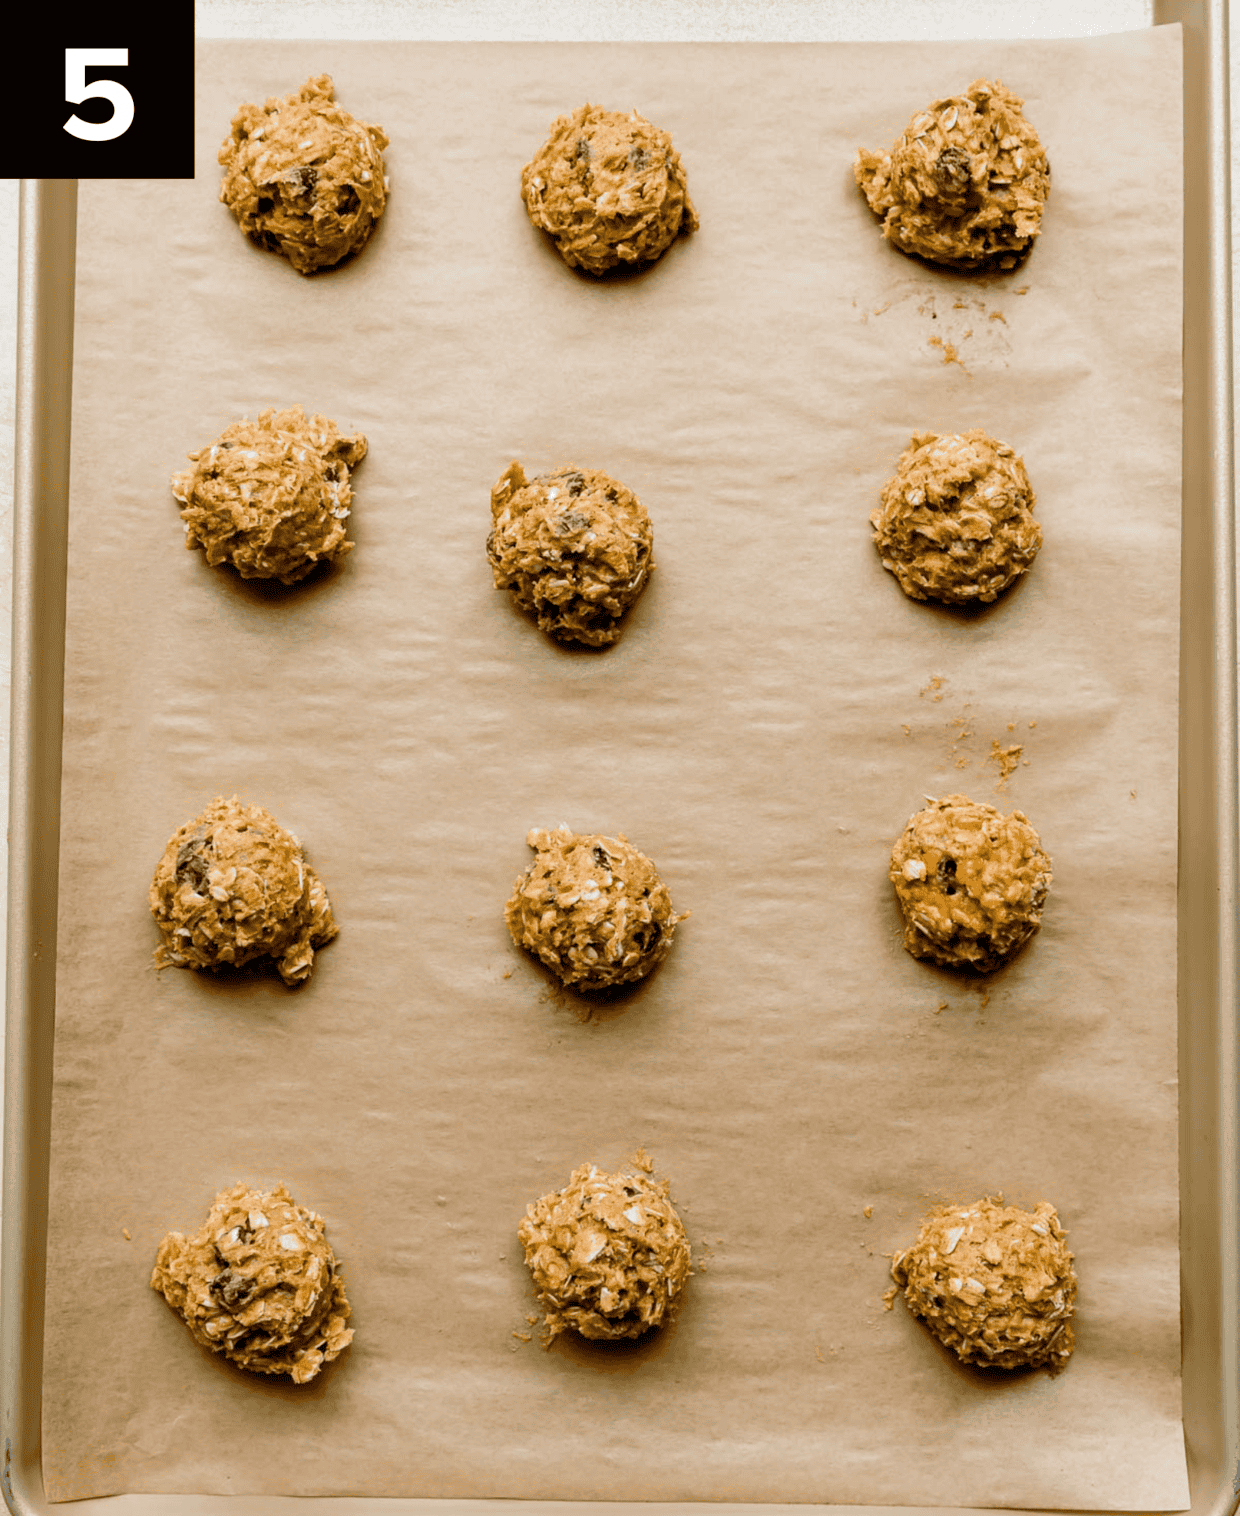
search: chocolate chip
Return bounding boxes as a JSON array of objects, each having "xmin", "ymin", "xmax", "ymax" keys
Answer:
[
  {"xmin": 935, "ymin": 145, "xmax": 972, "ymax": 197},
  {"xmin": 175, "ymin": 842, "xmax": 210, "ymax": 892},
  {"xmin": 212, "ymin": 1269, "xmax": 257, "ymax": 1311}
]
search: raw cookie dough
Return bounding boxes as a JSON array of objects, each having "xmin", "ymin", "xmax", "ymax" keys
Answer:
[
  {"xmin": 151, "ymin": 1181, "xmax": 353, "ymax": 1382},
  {"xmin": 521, "ymin": 104, "xmax": 698, "ymax": 274},
  {"xmin": 890, "ymin": 794, "xmax": 1051, "ymax": 972},
  {"xmin": 219, "ymin": 74, "xmax": 389, "ymax": 274},
  {"xmin": 855, "ymin": 79, "xmax": 1050, "ymax": 270},
  {"xmin": 519, "ymin": 1163, "xmax": 691, "ymax": 1341},
  {"xmin": 150, "ymin": 796, "xmax": 337, "ymax": 986},
  {"xmin": 488, "ymin": 462, "xmax": 654, "ymax": 646},
  {"xmin": 872, "ymin": 430, "xmax": 1040, "ymax": 605},
  {"xmin": 171, "ymin": 405, "xmax": 366, "ymax": 584},
  {"xmin": 891, "ymin": 1197, "xmax": 1076, "ymax": 1370},
  {"xmin": 505, "ymin": 826, "xmax": 685, "ymax": 990}
]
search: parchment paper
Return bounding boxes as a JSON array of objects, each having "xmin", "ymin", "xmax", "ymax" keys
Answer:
[{"xmin": 40, "ymin": 30, "xmax": 1187, "ymax": 1509}]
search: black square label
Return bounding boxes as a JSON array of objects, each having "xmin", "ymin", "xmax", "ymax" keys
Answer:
[{"xmin": 21, "ymin": 3, "xmax": 194, "ymax": 178}]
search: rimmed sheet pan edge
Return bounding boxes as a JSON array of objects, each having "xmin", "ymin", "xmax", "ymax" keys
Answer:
[{"xmin": 3, "ymin": 2, "xmax": 1236, "ymax": 1510}]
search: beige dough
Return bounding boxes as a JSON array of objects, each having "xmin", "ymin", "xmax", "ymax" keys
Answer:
[
  {"xmin": 219, "ymin": 74, "xmax": 389, "ymax": 274},
  {"xmin": 891, "ymin": 1197, "xmax": 1076, "ymax": 1370},
  {"xmin": 488, "ymin": 462, "xmax": 654, "ymax": 645},
  {"xmin": 855, "ymin": 79, "xmax": 1050, "ymax": 270},
  {"xmin": 872, "ymin": 431, "xmax": 1040, "ymax": 605},
  {"xmin": 890, "ymin": 794, "xmax": 1051, "ymax": 972},
  {"xmin": 505, "ymin": 826, "xmax": 685, "ymax": 990},
  {"xmin": 151, "ymin": 1181, "xmax": 353, "ymax": 1383},
  {"xmin": 171, "ymin": 405, "xmax": 366, "ymax": 585},
  {"xmin": 150, "ymin": 796, "xmax": 337, "ymax": 986},
  {"xmin": 521, "ymin": 104, "xmax": 698, "ymax": 274},
  {"xmin": 519, "ymin": 1163, "xmax": 691, "ymax": 1341}
]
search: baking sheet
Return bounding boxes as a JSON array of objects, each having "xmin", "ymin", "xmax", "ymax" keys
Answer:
[{"xmin": 38, "ymin": 30, "xmax": 1187, "ymax": 1509}]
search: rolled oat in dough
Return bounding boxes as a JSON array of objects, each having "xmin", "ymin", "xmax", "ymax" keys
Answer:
[
  {"xmin": 872, "ymin": 430, "xmax": 1041, "ymax": 605},
  {"xmin": 488, "ymin": 461, "xmax": 654, "ymax": 646},
  {"xmin": 171, "ymin": 405, "xmax": 366, "ymax": 585},
  {"xmin": 150, "ymin": 796, "xmax": 337, "ymax": 986},
  {"xmin": 219, "ymin": 74, "xmax": 389, "ymax": 274},
  {"xmin": 519, "ymin": 1162, "xmax": 691, "ymax": 1342},
  {"xmin": 892, "ymin": 1196, "xmax": 1076, "ymax": 1370},
  {"xmin": 521, "ymin": 104, "xmax": 697, "ymax": 275},
  {"xmin": 505, "ymin": 826, "xmax": 685, "ymax": 990},
  {"xmin": 890, "ymin": 794, "xmax": 1051, "ymax": 972},
  {"xmin": 151, "ymin": 1181, "xmax": 353, "ymax": 1382},
  {"xmin": 855, "ymin": 79, "xmax": 1050, "ymax": 271}
]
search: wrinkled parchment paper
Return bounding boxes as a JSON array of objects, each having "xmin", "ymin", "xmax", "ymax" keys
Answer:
[{"xmin": 41, "ymin": 31, "xmax": 1186, "ymax": 1509}]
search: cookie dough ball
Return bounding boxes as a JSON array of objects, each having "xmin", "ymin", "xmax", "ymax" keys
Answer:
[
  {"xmin": 488, "ymin": 462, "xmax": 654, "ymax": 646},
  {"xmin": 872, "ymin": 431, "xmax": 1040, "ymax": 605},
  {"xmin": 171, "ymin": 405, "xmax": 366, "ymax": 584},
  {"xmin": 505, "ymin": 827, "xmax": 685, "ymax": 990},
  {"xmin": 519, "ymin": 1163, "xmax": 691, "ymax": 1341},
  {"xmin": 890, "ymin": 795, "xmax": 1051, "ymax": 972},
  {"xmin": 219, "ymin": 74, "xmax": 389, "ymax": 274},
  {"xmin": 151, "ymin": 1181, "xmax": 353, "ymax": 1382},
  {"xmin": 521, "ymin": 104, "xmax": 698, "ymax": 274},
  {"xmin": 150, "ymin": 796, "xmax": 337, "ymax": 986},
  {"xmin": 892, "ymin": 1197, "xmax": 1076, "ymax": 1370},
  {"xmin": 855, "ymin": 79, "xmax": 1050, "ymax": 270}
]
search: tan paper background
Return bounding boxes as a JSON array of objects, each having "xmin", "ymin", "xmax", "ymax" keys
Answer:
[{"xmin": 41, "ymin": 30, "xmax": 1186, "ymax": 1509}]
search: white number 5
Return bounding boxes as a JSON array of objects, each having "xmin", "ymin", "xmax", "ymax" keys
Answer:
[{"xmin": 64, "ymin": 48, "xmax": 134, "ymax": 141}]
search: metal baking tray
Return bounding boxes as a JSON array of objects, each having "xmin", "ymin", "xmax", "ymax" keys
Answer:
[{"xmin": 3, "ymin": 1, "xmax": 1236, "ymax": 1511}]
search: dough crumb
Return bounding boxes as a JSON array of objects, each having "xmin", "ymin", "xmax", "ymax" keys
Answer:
[
  {"xmin": 151, "ymin": 1181, "xmax": 353, "ymax": 1382},
  {"xmin": 889, "ymin": 794, "xmax": 1051, "ymax": 972},
  {"xmin": 150, "ymin": 796, "xmax": 337, "ymax": 986},
  {"xmin": 855, "ymin": 80, "xmax": 1050, "ymax": 270},
  {"xmin": 519, "ymin": 1162, "xmax": 691, "ymax": 1342},
  {"xmin": 487, "ymin": 461, "xmax": 653, "ymax": 645},
  {"xmin": 219, "ymin": 74, "xmax": 389, "ymax": 274},
  {"xmin": 505, "ymin": 826, "xmax": 686, "ymax": 990},
  {"xmin": 989, "ymin": 738, "xmax": 1024, "ymax": 787},
  {"xmin": 521, "ymin": 103, "xmax": 697, "ymax": 274},
  {"xmin": 873, "ymin": 431, "xmax": 1040, "ymax": 605},
  {"xmin": 863, "ymin": 1205, "xmax": 874, "ymax": 1219},
  {"xmin": 171, "ymin": 405, "xmax": 366, "ymax": 584},
  {"xmin": 891, "ymin": 1196, "xmax": 1076, "ymax": 1370}
]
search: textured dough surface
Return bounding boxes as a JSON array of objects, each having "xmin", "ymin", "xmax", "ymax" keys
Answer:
[
  {"xmin": 521, "ymin": 104, "xmax": 697, "ymax": 274},
  {"xmin": 219, "ymin": 74, "xmax": 389, "ymax": 274},
  {"xmin": 519, "ymin": 1163, "xmax": 691, "ymax": 1341},
  {"xmin": 872, "ymin": 430, "xmax": 1040, "ymax": 605},
  {"xmin": 151, "ymin": 1181, "xmax": 353, "ymax": 1383},
  {"xmin": 505, "ymin": 827, "xmax": 684, "ymax": 989},
  {"xmin": 890, "ymin": 794, "xmax": 1051, "ymax": 972},
  {"xmin": 150, "ymin": 796, "xmax": 337, "ymax": 986},
  {"xmin": 892, "ymin": 1197, "xmax": 1076, "ymax": 1370},
  {"xmin": 488, "ymin": 462, "xmax": 654, "ymax": 645},
  {"xmin": 171, "ymin": 405, "xmax": 366, "ymax": 584},
  {"xmin": 855, "ymin": 79, "xmax": 1050, "ymax": 270}
]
